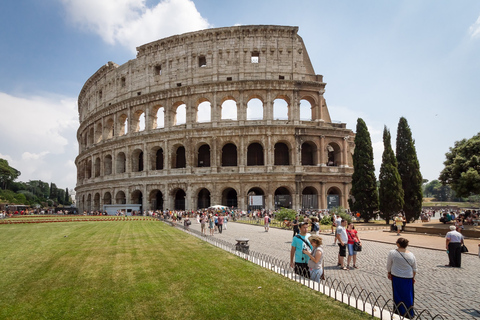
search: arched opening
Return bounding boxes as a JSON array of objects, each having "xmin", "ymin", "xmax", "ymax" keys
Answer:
[
  {"xmin": 118, "ymin": 114, "xmax": 128, "ymax": 136},
  {"xmin": 94, "ymin": 157, "xmax": 101, "ymax": 177},
  {"xmin": 152, "ymin": 147, "xmax": 163, "ymax": 170},
  {"xmin": 115, "ymin": 191, "xmax": 126, "ymax": 204},
  {"xmin": 131, "ymin": 190, "xmax": 143, "ymax": 213},
  {"xmin": 273, "ymin": 98, "xmax": 289, "ymax": 120},
  {"xmin": 274, "ymin": 187, "xmax": 292, "ymax": 209},
  {"xmin": 197, "ymin": 144, "xmax": 211, "ymax": 167},
  {"xmin": 116, "ymin": 152, "xmax": 126, "ymax": 173},
  {"xmin": 302, "ymin": 187, "xmax": 318, "ymax": 209},
  {"xmin": 86, "ymin": 159, "xmax": 92, "ymax": 179},
  {"xmin": 301, "ymin": 142, "xmax": 316, "ymax": 166},
  {"xmin": 174, "ymin": 103, "xmax": 186, "ymax": 125},
  {"xmin": 104, "ymin": 155, "xmax": 112, "ymax": 175},
  {"xmin": 247, "ymin": 187, "xmax": 265, "ymax": 210},
  {"xmin": 138, "ymin": 111, "xmax": 146, "ymax": 131},
  {"xmin": 156, "ymin": 107, "xmax": 165, "ymax": 128},
  {"xmin": 327, "ymin": 187, "xmax": 341, "ymax": 209},
  {"xmin": 197, "ymin": 101, "xmax": 211, "ymax": 123},
  {"xmin": 88, "ymin": 127, "xmax": 94, "ymax": 145},
  {"xmin": 104, "ymin": 192, "xmax": 112, "ymax": 205},
  {"xmin": 94, "ymin": 193, "xmax": 100, "ymax": 210},
  {"xmin": 300, "ymin": 99, "xmax": 313, "ymax": 121},
  {"xmin": 222, "ymin": 143, "xmax": 237, "ymax": 166},
  {"xmin": 197, "ymin": 188, "xmax": 211, "ymax": 209},
  {"xmin": 247, "ymin": 142, "xmax": 264, "ymax": 166},
  {"xmin": 221, "ymin": 99, "xmax": 237, "ymax": 120},
  {"xmin": 247, "ymin": 98, "xmax": 263, "ymax": 120},
  {"xmin": 174, "ymin": 146, "xmax": 186, "ymax": 168},
  {"xmin": 222, "ymin": 188, "xmax": 237, "ymax": 208},
  {"xmin": 95, "ymin": 123, "xmax": 102, "ymax": 143},
  {"xmin": 132, "ymin": 149, "xmax": 144, "ymax": 172},
  {"xmin": 105, "ymin": 118, "xmax": 114, "ymax": 139},
  {"xmin": 274, "ymin": 142, "xmax": 290, "ymax": 165},
  {"xmin": 327, "ymin": 143, "xmax": 341, "ymax": 166},
  {"xmin": 86, "ymin": 194, "xmax": 92, "ymax": 211},
  {"xmin": 149, "ymin": 190, "xmax": 163, "ymax": 211},
  {"xmin": 174, "ymin": 189, "xmax": 186, "ymax": 210}
]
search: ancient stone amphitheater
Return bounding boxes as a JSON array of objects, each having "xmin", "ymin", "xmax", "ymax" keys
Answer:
[{"xmin": 75, "ymin": 25, "xmax": 354, "ymax": 213}]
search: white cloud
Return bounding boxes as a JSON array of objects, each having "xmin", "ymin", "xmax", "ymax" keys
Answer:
[
  {"xmin": 0, "ymin": 92, "xmax": 78, "ymax": 187},
  {"xmin": 469, "ymin": 14, "xmax": 480, "ymax": 38},
  {"xmin": 61, "ymin": 0, "xmax": 211, "ymax": 51}
]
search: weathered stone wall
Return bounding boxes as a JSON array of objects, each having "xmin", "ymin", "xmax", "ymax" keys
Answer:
[{"xmin": 75, "ymin": 25, "xmax": 354, "ymax": 213}]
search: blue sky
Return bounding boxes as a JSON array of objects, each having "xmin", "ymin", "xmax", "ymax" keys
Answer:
[{"xmin": 1, "ymin": 0, "xmax": 479, "ymax": 194}]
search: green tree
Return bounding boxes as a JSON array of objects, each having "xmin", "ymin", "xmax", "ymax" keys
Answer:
[
  {"xmin": 0, "ymin": 158, "xmax": 21, "ymax": 190},
  {"xmin": 65, "ymin": 188, "xmax": 71, "ymax": 205},
  {"xmin": 439, "ymin": 132, "xmax": 480, "ymax": 197},
  {"xmin": 348, "ymin": 118, "xmax": 379, "ymax": 222},
  {"xmin": 423, "ymin": 179, "xmax": 456, "ymax": 201},
  {"xmin": 379, "ymin": 126, "xmax": 404, "ymax": 223},
  {"xmin": 49, "ymin": 183, "xmax": 58, "ymax": 205},
  {"xmin": 396, "ymin": 117, "xmax": 423, "ymax": 222}
]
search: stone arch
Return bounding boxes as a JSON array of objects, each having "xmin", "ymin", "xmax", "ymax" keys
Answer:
[
  {"xmin": 116, "ymin": 152, "xmax": 126, "ymax": 173},
  {"xmin": 274, "ymin": 186, "xmax": 292, "ymax": 209},
  {"xmin": 173, "ymin": 188, "xmax": 186, "ymax": 210},
  {"xmin": 274, "ymin": 141, "xmax": 290, "ymax": 165},
  {"xmin": 131, "ymin": 148, "xmax": 144, "ymax": 172},
  {"xmin": 222, "ymin": 187, "xmax": 238, "ymax": 208},
  {"xmin": 104, "ymin": 118, "xmax": 114, "ymax": 139},
  {"xmin": 150, "ymin": 146, "xmax": 164, "ymax": 170},
  {"xmin": 104, "ymin": 154, "xmax": 112, "ymax": 175},
  {"xmin": 302, "ymin": 186, "xmax": 318, "ymax": 209},
  {"xmin": 173, "ymin": 102, "xmax": 186, "ymax": 126},
  {"xmin": 131, "ymin": 190, "xmax": 143, "ymax": 212},
  {"xmin": 172, "ymin": 145, "xmax": 186, "ymax": 168},
  {"xmin": 247, "ymin": 142, "xmax": 264, "ymax": 166},
  {"xmin": 197, "ymin": 99, "xmax": 211, "ymax": 123},
  {"xmin": 197, "ymin": 144, "xmax": 211, "ymax": 167},
  {"xmin": 221, "ymin": 98, "xmax": 237, "ymax": 120},
  {"xmin": 132, "ymin": 109, "xmax": 146, "ymax": 132},
  {"xmin": 273, "ymin": 98, "xmax": 289, "ymax": 120},
  {"xmin": 88, "ymin": 127, "xmax": 94, "ymax": 145},
  {"xmin": 115, "ymin": 191, "xmax": 126, "ymax": 204},
  {"xmin": 327, "ymin": 186, "xmax": 342, "ymax": 209},
  {"xmin": 197, "ymin": 188, "xmax": 211, "ymax": 209},
  {"xmin": 149, "ymin": 189, "xmax": 164, "ymax": 211},
  {"xmin": 247, "ymin": 187, "xmax": 265, "ymax": 209},
  {"xmin": 301, "ymin": 141, "xmax": 317, "ymax": 166},
  {"xmin": 93, "ymin": 192, "xmax": 101, "ymax": 210},
  {"xmin": 95, "ymin": 122, "xmax": 103, "ymax": 143},
  {"xmin": 104, "ymin": 192, "xmax": 112, "ymax": 205},
  {"xmin": 86, "ymin": 193, "xmax": 92, "ymax": 211},
  {"xmin": 94, "ymin": 157, "xmax": 101, "ymax": 177},
  {"xmin": 118, "ymin": 113, "xmax": 128, "ymax": 136},
  {"xmin": 221, "ymin": 143, "xmax": 237, "ymax": 166},
  {"xmin": 300, "ymin": 99, "xmax": 313, "ymax": 121},
  {"xmin": 86, "ymin": 159, "xmax": 92, "ymax": 179},
  {"xmin": 327, "ymin": 142, "xmax": 342, "ymax": 166},
  {"xmin": 246, "ymin": 97, "xmax": 263, "ymax": 120},
  {"xmin": 153, "ymin": 105, "xmax": 165, "ymax": 129}
]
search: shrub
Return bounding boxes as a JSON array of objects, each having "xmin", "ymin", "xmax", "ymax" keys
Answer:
[{"xmin": 274, "ymin": 208, "xmax": 296, "ymax": 221}]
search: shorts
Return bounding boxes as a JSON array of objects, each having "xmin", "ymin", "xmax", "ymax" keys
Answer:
[
  {"xmin": 347, "ymin": 243, "xmax": 357, "ymax": 256},
  {"xmin": 338, "ymin": 243, "xmax": 347, "ymax": 257}
]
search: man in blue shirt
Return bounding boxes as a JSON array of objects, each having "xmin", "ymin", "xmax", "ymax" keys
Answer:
[{"xmin": 290, "ymin": 222, "xmax": 312, "ymax": 278}]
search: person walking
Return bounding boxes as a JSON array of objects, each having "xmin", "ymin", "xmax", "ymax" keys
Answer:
[
  {"xmin": 200, "ymin": 214, "xmax": 207, "ymax": 236},
  {"xmin": 290, "ymin": 222, "xmax": 312, "ymax": 278},
  {"xmin": 394, "ymin": 213, "xmax": 404, "ymax": 236},
  {"xmin": 346, "ymin": 222, "xmax": 361, "ymax": 269},
  {"xmin": 264, "ymin": 214, "xmax": 270, "ymax": 232},
  {"xmin": 217, "ymin": 214, "xmax": 224, "ymax": 234},
  {"xmin": 387, "ymin": 237, "xmax": 417, "ymax": 319},
  {"xmin": 208, "ymin": 214, "xmax": 215, "ymax": 236},
  {"xmin": 292, "ymin": 215, "xmax": 299, "ymax": 236},
  {"xmin": 303, "ymin": 235, "xmax": 324, "ymax": 282},
  {"xmin": 445, "ymin": 225, "xmax": 464, "ymax": 267}
]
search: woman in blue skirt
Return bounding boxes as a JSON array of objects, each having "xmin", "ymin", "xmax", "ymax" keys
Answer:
[{"xmin": 386, "ymin": 237, "xmax": 417, "ymax": 319}]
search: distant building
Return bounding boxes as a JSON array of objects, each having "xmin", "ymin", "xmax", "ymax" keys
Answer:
[{"xmin": 75, "ymin": 25, "xmax": 354, "ymax": 213}]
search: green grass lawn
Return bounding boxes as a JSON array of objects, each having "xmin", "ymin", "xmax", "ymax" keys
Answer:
[{"xmin": 0, "ymin": 220, "xmax": 370, "ymax": 320}]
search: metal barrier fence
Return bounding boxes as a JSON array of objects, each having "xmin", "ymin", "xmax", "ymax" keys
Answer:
[{"xmin": 161, "ymin": 218, "xmax": 446, "ymax": 320}]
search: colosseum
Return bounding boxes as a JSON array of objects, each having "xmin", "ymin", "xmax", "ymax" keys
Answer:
[{"xmin": 75, "ymin": 25, "xmax": 355, "ymax": 214}]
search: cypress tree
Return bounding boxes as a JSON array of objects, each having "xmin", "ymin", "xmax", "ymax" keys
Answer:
[
  {"xmin": 65, "ymin": 188, "xmax": 70, "ymax": 205},
  {"xmin": 379, "ymin": 126, "xmax": 404, "ymax": 223},
  {"xmin": 348, "ymin": 118, "xmax": 379, "ymax": 222},
  {"xmin": 396, "ymin": 117, "xmax": 423, "ymax": 222}
]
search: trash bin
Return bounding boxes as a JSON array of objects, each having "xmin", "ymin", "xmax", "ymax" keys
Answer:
[{"xmin": 235, "ymin": 238, "xmax": 250, "ymax": 254}]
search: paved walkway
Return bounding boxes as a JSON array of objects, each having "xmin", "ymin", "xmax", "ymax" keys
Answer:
[{"xmin": 182, "ymin": 220, "xmax": 480, "ymax": 319}]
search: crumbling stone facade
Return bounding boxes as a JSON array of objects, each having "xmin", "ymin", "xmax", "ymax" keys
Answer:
[{"xmin": 75, "ymin": 25, "xmax": 354, "ymax": 213}]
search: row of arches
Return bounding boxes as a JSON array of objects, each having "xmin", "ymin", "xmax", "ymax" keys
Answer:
[
  {"xmin": 80, "ymin": 96, "xmax": 319, "ymax": 150},
  {"xmin": 78, "ymin": 185, "xmax": 344, "ymax": 212},
  {"xmin": 78, "ymin": 140, "xmax": 343, "ymax": 180}
]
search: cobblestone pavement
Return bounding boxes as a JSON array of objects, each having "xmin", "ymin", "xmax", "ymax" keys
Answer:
[{"xmin": 182, "ymin": 220, "xmax": 480, "ymax": 319}]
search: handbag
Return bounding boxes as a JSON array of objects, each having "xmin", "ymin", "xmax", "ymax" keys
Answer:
[
  {"xmin": 461, "ymin": 244, "xmax": 468, "ymax": 253},
  {"xmin": 353, "ymin": 241, "xmax": 362, "ymax": 252}
]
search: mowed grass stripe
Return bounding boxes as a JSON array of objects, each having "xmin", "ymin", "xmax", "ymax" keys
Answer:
[{"xmin": 0, "ymin": 222, "xmax": 370, "ymax": 320}]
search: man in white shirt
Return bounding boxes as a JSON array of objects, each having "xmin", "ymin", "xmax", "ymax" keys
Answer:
[
  {"xmin": 335, "ymin": 219, "xmax": 348, "ymax": 270},
  {"xmin": 333, "ymin": 215, "xmax": 342, "ymax": 245},
  {"xmin": 445, "ymin": 225, "xmax": 464, "ymax": 267}
]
